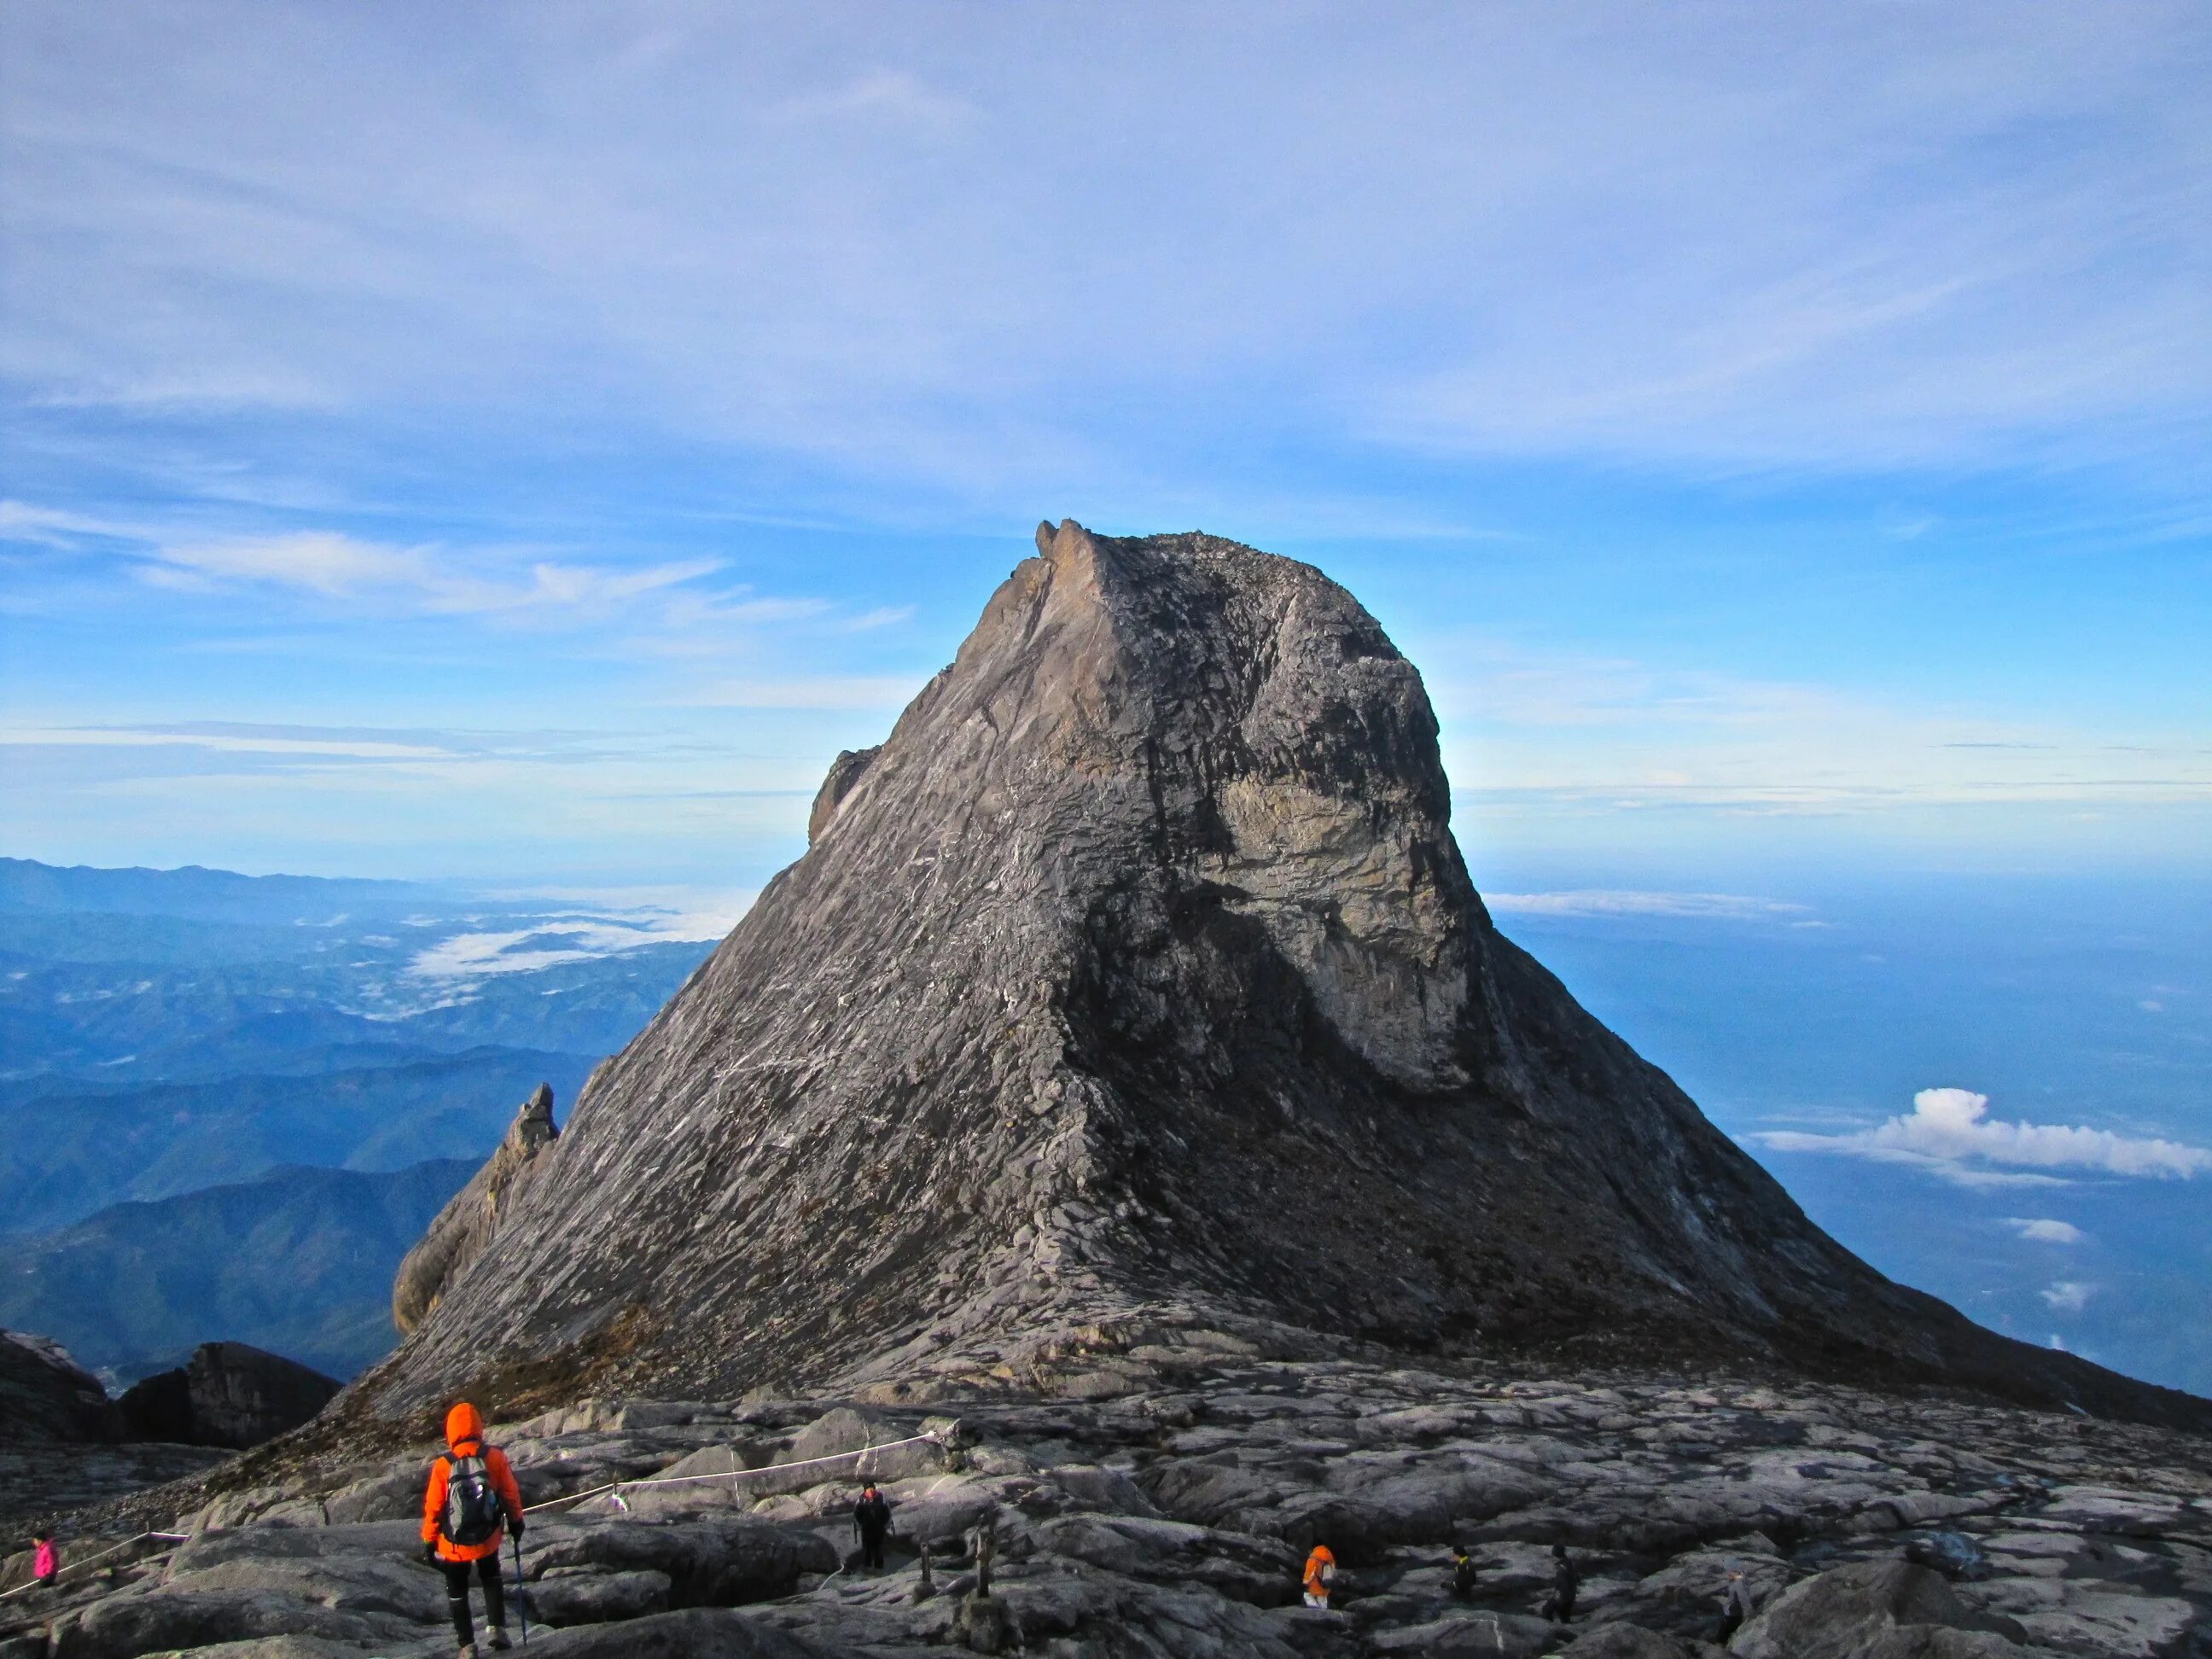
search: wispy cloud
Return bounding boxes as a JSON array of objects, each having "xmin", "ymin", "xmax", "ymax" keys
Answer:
[
  {"xmin": 141, "ymin": 530, "xmax": 724, "ymax": 618},
  {"xmin": 1429, "ymin": 643, "xmax": 2212, "ymax": 815},
  {"xmin": 2009, "ymin": 1218, "xmax": 2086, "ymax": 1244},
  {"xmin": 684, "ymin": 675, "xmax": 928, "ymax": 711},
  {"xmin": 2041, "ymin": 1281, "xmax": 2097, "ymax": 1313},
  {"xmin": 0, "ymin": 499, "xmax": 145, "ymax": 545},
  {"xmin": 1753, "ymin": 1087, "xmax": 2212, "ymax": 1181},
  {"xmin": 8, "ymin": 6, "xmax": 2207, "ymax": 486},
  {"xmin": 0, "ymin": 720, "xmax": 638, "ymax": 765}
]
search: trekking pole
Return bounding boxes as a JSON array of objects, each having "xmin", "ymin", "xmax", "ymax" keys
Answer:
[{"xmin": 511, "ymin": 1532, "xmax": 530, "ymax": 1646}]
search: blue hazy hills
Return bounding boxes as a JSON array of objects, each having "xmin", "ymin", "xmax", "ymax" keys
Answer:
[{"xmin": 0, "ymin": 858, "xmax": 715, "ymax": 1384}]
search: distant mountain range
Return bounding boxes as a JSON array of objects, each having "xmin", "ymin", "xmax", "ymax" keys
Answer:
[
  {"xmin": 0, "ymin": 856, "xmax": 722, "ymax": 1378},
  {"xmin": 0, "ymin": 1045, "xmax": 593, "ymax": 1236},
  {"xmin": 0, "ymin": 1160, "xmax": 475, "ymax": 1384},
  {"xmin": 0, "ymin": 856, "xmax": 432, "ymax": 924}
]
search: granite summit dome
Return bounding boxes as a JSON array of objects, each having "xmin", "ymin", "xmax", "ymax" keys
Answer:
[{"xmin": 363, "ymin": 521, "xmax": 2207, "ymax": 1430}]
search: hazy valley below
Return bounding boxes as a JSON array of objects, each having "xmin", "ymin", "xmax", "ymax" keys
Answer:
[
  {"xmin": 2, "ymin": 856, "xmax": 2205, "ymax": 1399},
  {"xmin": 0, "ymin": 857, "xmax": 717, "ymax": 1384}
]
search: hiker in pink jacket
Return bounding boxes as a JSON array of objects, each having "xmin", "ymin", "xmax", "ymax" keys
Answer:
[{"xmin": 32, "ymin": 1532, "xmax": 57, "ymax": 1586}]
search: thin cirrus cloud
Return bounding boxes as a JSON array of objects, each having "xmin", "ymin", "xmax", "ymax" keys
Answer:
[
  {"xmin": 2041, "ymin": 1282, "xmax": 2097, "ymax": 1313},
  {"xmin": 1427, "ymin": 643, "xmax": 2212, "ymax": 817},
  {"xmin": 5, "ymin": 5, "xmax": 2207, "ymax": 489},
  {"xmin": 683, "ymin": 676, "xmax": 930, "ymax": 712},
  {"xmin": 141, "ymin": 531, "xmax": 725, "ymax": 619},
  {"xmin": 1754, "ymin": 1087, "xmax": 2212, "ymax": 1184}
]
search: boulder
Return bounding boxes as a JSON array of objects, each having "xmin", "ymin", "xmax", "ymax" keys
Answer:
[
  {"xmin": 783, "ymin": 1407, "xmax": 887, "ymax": 1467},
  {"xmin": 524, "ymin": 1515, "xmax": 837, "ymax": 1606},
  {"xmin": 48, "ymin": 1586, "xmax": 413, "ymax": 1659},
  {"xmin": 1557, "ymin": 1627, "xmax": 1706, "ymax": 1657},
  {"xmin": 526, "ymin": 1567, "xmax": 674, "ymax": 1626},
  {"xmin": 1369, "ymin": 1610, "xmax": 1557, "ymax": 1656},
  {"xmin": 157, "ymin": 1551, "xmax": 443, "ymax": 1625},
  {"xmin": 95, "ymin": 1641, "xmax": 369, "ymax": 1659},
  {"xmin": 0, "ymin": 1330, "xmax": 115, "ymax": 1443},
  {"xmin": 162, "ymin": 1520, "xmax": 421, "ymax": 1578},
  {"xmin": 527, "ymin": 1608, "xmax": 822, "ymax": 1656},
  {"xmin": 116, "ymin": 1342, "xmax": 338, "ymax": 1449},
  {"xmin": 773, "ymin": 1406, "xmax": 946, "ymax": 1486},
  {"xmin": 1732, "ymin": 1560, "xmax": 2029, "ymax": 1659}
]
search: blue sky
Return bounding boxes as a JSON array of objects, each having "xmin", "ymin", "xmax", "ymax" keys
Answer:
[{"xmin": 3, "ymin": 2, "xmax": 2208, "ymax": 891}]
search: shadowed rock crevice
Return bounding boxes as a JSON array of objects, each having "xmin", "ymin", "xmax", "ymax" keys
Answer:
[{"xmin": 358, "ymin": 521, "xmax": 2209, "ymax": 1431}]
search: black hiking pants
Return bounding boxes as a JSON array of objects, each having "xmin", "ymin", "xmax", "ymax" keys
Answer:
[
  {"xmin": 440, "ymin": 1555, "xmax": 505, "ymax": 1645},
  {"xmin": 859, "ymin": 1528, "xmax": 888, "ymax": 1569}
]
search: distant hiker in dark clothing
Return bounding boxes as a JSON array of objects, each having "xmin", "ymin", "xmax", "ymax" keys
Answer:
[
  {"xmin": 1542, "ymin": 1543, "xmax": 1579, "ymax": 1621},
  {"xmin": 421, "ymin": 1401, "xmax": 525, "ymax": 1658},
  {"xmin": 1450, "ymin": 1541, "xmax": 1478, "ymax": 1601},
  {"xmin": 32, "ymin": 1533, "xmax": 56, "ymax": 1587},
  {"xmin": 1715, "ymin": 1562, "xmax": 1755, "ymax": 1642},
  {"xmin": 853, "ymin": 1482, "xmax": 894, "ymax": 1570}
]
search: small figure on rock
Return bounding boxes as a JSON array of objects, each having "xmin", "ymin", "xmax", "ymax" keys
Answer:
[
  {"xmin": 1714, "ymin": 1560, "xmax": 1755, "ymax": 1643},
  {"xmin": 1301, "ymin": 1541, "xmax": 1337, "ymax": 1609},
  {"xmin": 421, "ymin": 1400, "xmax": 526, "ymax": 1657},
  {"xmin": 1450, "ymin": 1540, "xmax": 1478, "ymax": 1601},
  {"xmin": 853, "ymin": 1481, "xmax": 894, "ymax": 1570},
  {"xmin": 32, "ymin": 1532, "xmax": 57, "ymax": 1589},
  {"xmin": 1541, "ymin": 1542, "xmax": 1579, "ymax": 1621}
]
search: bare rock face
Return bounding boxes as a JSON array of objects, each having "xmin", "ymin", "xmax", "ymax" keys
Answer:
[
  {"xmin": 117, "ymin": 1342, "xmax": 340, "ymax": 1449},
  {"xmin": 0, "ymin": 1329, "xmax": 115, "ymax": 1442},
  {"xmin": 807, "ymin": 746, "xmax": 881, "ymax": 843},
  {"xmin": 392, "ymin": 1082, "xmax": 561, "ymax": 1336},
  {"xmin": 362, "ymin": 521, "xmax": 2210, "ymax": 1428},
  {"xmin": 61, "ymin": 1363, "xmax": 2212, "ymax": 1656}
]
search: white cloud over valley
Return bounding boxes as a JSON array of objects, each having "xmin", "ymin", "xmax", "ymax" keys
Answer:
[{"xmin": 1753, "ymin": 1087, "xmax": 2212, "ymax": 1183}]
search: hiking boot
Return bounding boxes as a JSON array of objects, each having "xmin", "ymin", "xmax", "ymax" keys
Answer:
[{"xmin": 488, "ymin": 1631, "xmax": 512, "ymax": 1652}]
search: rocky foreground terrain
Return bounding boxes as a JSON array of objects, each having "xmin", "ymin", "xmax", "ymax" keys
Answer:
[{"xmin": 6, "ymin": 1353, "xmax": 2209, "ymax": 1658}]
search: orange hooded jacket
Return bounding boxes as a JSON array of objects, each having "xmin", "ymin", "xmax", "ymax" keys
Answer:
[
  {"xmin": 421, "ymin": 1402, "xmax": 524, "ymax": 1563},
  {"xmin": 1303, "ymin": 1543, "xmax": 1336, "ymax": 1597}
]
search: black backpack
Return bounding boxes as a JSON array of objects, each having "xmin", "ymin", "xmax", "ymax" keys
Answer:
[{"xmin": 442, "ymin": 1453, "xmax": 502, "ymax": 1547}]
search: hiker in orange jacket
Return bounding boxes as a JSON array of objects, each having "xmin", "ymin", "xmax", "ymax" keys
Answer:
[
  {"xmin": 1302, "ymin": 1541, "xmax": 1337, "ymax": 1608},
  {"xmin": 420, "ymin": 1402, "xmax": 525, "ymax": 1657}
]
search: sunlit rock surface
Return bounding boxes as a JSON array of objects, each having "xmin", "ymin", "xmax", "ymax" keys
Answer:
[
  {"xmin": 360, "ymin": 522, "xmax": 2204, "ymax": 1429},
  {"xmin": 16, "ymin": 1362, "xmax": 2211, "ymax": 1656}
]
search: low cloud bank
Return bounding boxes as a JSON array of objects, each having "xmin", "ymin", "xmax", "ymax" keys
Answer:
[
  {"xmin": 1755, "ymin": 1087, "xmax": 2210, "ymax": 1183},
  {"xmin": 406, "ymin": 895, "xmax": 752, "ymax": 982}
]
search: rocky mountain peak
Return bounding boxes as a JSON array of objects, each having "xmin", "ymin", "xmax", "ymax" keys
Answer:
[{"xmin": 361, "ymin": 522, "xmax": 2208, "ymax": 1430}]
